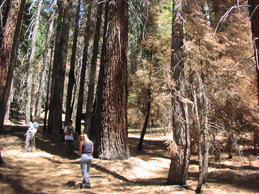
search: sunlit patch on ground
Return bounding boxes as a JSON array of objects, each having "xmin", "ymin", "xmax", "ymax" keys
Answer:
[
  {"xmin": 20, "ymin": 152, "xmax": 54, "ymax": 158},
  {"xmin": 0, "ymin": 125, "xmax": 259, "ymax": 193}
]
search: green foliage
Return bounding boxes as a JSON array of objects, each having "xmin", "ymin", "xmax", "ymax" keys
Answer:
[
  {"xmin": 20, "ymin": 0, "xmax": 49, "ymax": 59},
  {"xmin": 158, "ymin": 3, "xmax": 172, "ymax": 38},
  {"xmin": 128, "ymin": 90, "xmax": 137, "ymax": 105}
]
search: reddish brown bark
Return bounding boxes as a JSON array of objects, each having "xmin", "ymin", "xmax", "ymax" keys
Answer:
[
  {"xmin": 0, "ymin": 0, "xmax": 21, "ymax": 102},
  {"xmin": 248, "ymin": 0, "xmax": 259, "ymax": 155},
  {"xmin": 1, "ymin": 0, "xmax": 26, "ymax": 124},
  {"xmin": 94, "ymin": 0, "xmax": 130, "ymax": 160}
]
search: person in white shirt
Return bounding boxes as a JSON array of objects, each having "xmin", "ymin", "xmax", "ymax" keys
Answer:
[
  {"xmin": 23, "ymin": 117, "xmax": 39, "ymax": 152},
  {"xmin": 64, "ymin": 120, "xmax": 77, "ymax": 156}
]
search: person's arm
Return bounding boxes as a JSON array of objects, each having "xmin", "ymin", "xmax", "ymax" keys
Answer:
[
  {"xmin": 64, "ymin": 126, "xmax": 70, "ymax": 135},
  {"xmin": 92, "ymin": 142, "xmax": 94, "ymax": 154},
  {"xmin": 24, "ymin": 128, "xmax": 29, "ymax": 136},
  {"xmin": 33, "ymin": 123, "xmax": 38, "ymax": 133},
  {"xmin": 77, "ymin": 141, "xmax": 83, "ymax": 155}
]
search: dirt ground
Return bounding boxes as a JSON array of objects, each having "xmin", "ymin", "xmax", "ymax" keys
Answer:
[{"xmin": 0, "ymin": 121, "xmax": 259, "ymax": 194}]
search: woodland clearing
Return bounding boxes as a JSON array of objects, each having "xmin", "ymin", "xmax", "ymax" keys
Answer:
[{"xmin": 0, "ymin": 120, "xmax": 259, "ymax": 194}]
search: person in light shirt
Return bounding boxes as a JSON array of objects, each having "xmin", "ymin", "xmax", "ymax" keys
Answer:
[
  {"xmin": 23, "ymin": 117, "xmax": 39, "ymax": 152},
  {"xmin": 64, "ymin": 120, "xmax": 77, "ymax": 155}
]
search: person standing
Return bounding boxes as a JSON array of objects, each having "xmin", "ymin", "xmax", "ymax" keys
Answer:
[
  {"xmin": 64, "ymin": 120, "xmax": 76, "ymax": 155},
  {"xmin": 23, "ymin": 117, "xmax": 39, "ymax": 152},
  {"xmin": 76, "ymin": 134, "xmax": 93, "ymax": 189}
]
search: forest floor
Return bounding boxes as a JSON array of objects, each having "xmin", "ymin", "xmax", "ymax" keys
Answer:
[{"xmin": 0, "ymin": 120, "xmax": 259, "ymax": 194}]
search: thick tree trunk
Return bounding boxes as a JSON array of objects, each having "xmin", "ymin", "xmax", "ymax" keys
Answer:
[
  {"xmin": 47, "ymin": 1, "xmax": 63, "ymax": 133},
  {"xmin": 90, "ymin": 2, "xmax": 107, "ymax": 143},
  {"xmin": 167, "ymin": 0, "xmax": 190, "ymax": 185},
  {"xmin": 94, "ymin": 0, "xmax": 130, "ymax": 160},
  {"xmin": 2, "ymin": 0, "xmax": 26, "ymax": 123},
  {"xmin": 248, "ymin": 0, "xmax": 259, "ymax": 155},
  {"xmin": 76, "ymin": 0, "xmax": 93, "ymax": 134},
  {"xmin": 0, "ymin": 0, "xmax": 22, "ymax": 133},
  {"xmin": 84, "ymin": 0, "xmax": 104, "ymax": 137},
  {"xmin": 167, "ymin": 98, "xmax": 190, "ymax": 185},
  {"xmin": 35, "ymin": 0, "xmax": 57, "ymax": 121},
  {"xmin": 48, "ymin": 0, "xmax": 72, "ymax": 133},
  {"xmin": 64, "ymin": 0, "xmax": 80, "ymax": 127},
  {"xmin": 25, "ymin": 0, "xmax": 43, "ymax": 123}
]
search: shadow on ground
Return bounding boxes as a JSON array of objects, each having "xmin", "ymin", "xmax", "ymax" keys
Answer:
[{"xmin": 1, "ymin": 124, "xmax": 259, "ymax": 193}]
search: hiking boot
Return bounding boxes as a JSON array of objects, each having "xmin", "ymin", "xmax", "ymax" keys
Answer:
[{"xmin": 80, "ymin": 184, "xmax": 90, "ymax": 189}]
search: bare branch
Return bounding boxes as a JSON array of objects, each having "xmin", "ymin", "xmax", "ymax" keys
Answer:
[{"xmin": 234, "ymin": 64, "xmax": 255, "ymax": 83}]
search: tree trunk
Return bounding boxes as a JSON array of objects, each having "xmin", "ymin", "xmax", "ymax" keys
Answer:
[
  {"xmin": 25, "ymin": 0, "xmax": 43, "ymax": 123},
  {"xmin": 94, "ymin": 0, "xmax": 130, "ymax": 160},
  {"xmin": 195, "ymin": 2, "xmax": 211, "ymax": 191},
  {"xmin": 196, "ymin": 94, "xmax": 210, "ymax": 193},
  {"xmin": 4, "ymin": 80, "xmax": 12, "ymax": 121},
  {"xmin": 0, "ymin": 0, "xmax": 22, "ymax": 133},
  {"xmin": 43, "ymin": 43, "xmax": 53, "ymax": 133},
  {"xmin": 64, "ymin": 0, "xmax": 80, "ymax": 127},
  {"xmin": 202, "ymin": 98, "xmax": 210, "ymax": 183},
  {"xmin": 167, "ymin": 97, "xmax": 190, "ymax": 185},
  {"xmin": 35, "ymin": 0, "xmax": 57, "ymax": 121},
  {"xmin": 227, "ymin": 134, "xmax": 233, "ymax": 159},
  {"xmin": 47, "ymin": 1, "xmax": 63, "ymax": 133},
  {"xmin": 48, "ymin": 0, "xmax": 72, "ymax": 133},
  {"xmin": 193, "ymin": 89, "xmax": 203, "ymax": 186},
  {"xmin": 90, "ymin": 3, "xmax": 107, "ymax": 144},
  {"xmin": 76, "ymin": 0, "xmax": 93, "ymax": 134},
  {"xmin": 167, "ymin": 0, "xmax": 190, "ymax": 185},
  {"xmin": 138, "ymin": 87, "xmax": 151, "ymax": 151},
  {"xmin": 248, "ymin": 0, "xmax": 259, "ymax": 156},
  {"xmin": 84, "ymin": 0, "xmax": 104, "ymax": 137},
  {"xmin": 3, "ymin": 0, "xmax": 26, "ymax": 123}
]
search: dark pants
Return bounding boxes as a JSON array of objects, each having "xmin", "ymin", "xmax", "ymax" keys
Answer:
[
  {"xmin": 65, "ymin": 140, "xmax": 74, "ymax": 155},
  {"xmin": 24, "ymin": 133, "xmax": 35, "ymax": 152}
]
